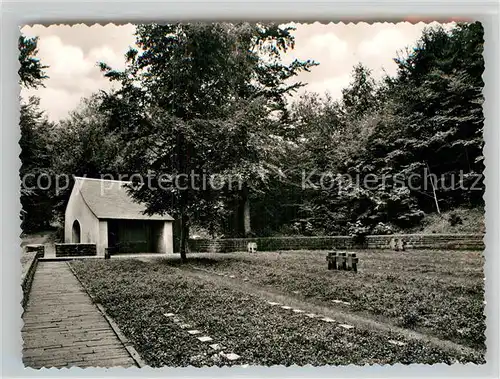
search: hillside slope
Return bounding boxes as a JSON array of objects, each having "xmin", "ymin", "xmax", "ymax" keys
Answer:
[{"xmin": 407, "ymin": 207, "xmax": 485, "ymax": 234}]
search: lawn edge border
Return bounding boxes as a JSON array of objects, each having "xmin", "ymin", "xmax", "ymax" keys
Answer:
[{"xmin": 66, "ymin": 261, "xmax": 147, "ymax": 368}]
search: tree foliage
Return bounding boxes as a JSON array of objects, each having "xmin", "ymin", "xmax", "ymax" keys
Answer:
[
  {"xmin": 19, "ymin": 97, "xmax": 54, "ymax": 232},
  {"xmin": 19, "ymin": 35, "xmax": 51, "ymax": 232},
  {"xmin": 20, "ymin": 22, "xmax": 485, "ymax": 245},
  {"xmin": 286, "ymin": 22, "xmax": 484, "ymax": 236},
  {"xmin": 18, "ymin": 35, "xmax": 48, "ymax": 89},
  {"xmin": 98, "ymin": 22, "xmax": 316, "ymax": 258}
]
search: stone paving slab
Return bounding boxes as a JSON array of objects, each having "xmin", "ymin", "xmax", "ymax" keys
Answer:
[{"xmin": 22, "ymin": 262, "xmax": 137, "ymax": 368}]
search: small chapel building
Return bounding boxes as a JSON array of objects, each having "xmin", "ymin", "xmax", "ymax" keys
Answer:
[{"xmin": 64, "ymin": 177, "xmax": 174, "ymax": 256}]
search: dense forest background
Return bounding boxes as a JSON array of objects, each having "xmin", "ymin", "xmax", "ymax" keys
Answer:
[{"xmin": 19, "ymin": 22, "xmax": 485, "ymax": 249}]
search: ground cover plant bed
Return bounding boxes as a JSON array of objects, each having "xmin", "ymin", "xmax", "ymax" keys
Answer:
[
  {"xmin": 70, "ymin": 259, "xmax": 484, "ymax": 366},
  {"xmin": 169, "ymin": 250, "xmax": 485, "ymax": 350}
]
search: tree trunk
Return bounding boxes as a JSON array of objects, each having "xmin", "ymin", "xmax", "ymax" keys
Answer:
[
  {"xmin": 243, "ymin": 198, "xmax": 251, "ymax": 236},
  {"xmin": 179, "ymin": 213, "xmax": 189, "ymax": 262},
  {"xmin": 426, "ymin": 162, "xmax": 441, "ymax": 214},
  {"xmin": 243, "ymin": 185, "xmax": 251, "ymax": 236}
]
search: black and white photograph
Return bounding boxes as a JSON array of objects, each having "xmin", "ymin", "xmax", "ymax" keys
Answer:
[{"xmin": 19, "ymin": 20, "xmax": 486, "ymax": 368}]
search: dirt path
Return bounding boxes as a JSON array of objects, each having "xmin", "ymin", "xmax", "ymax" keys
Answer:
[{"xmin": 175, "ymin": 265, "xmax": 482, "ymax": 359}]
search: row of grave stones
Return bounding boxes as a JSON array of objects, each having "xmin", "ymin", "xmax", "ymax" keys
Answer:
[
  {"xmin": 265, "ymin": 300, "xmax": 408, "ymax": 348},
  {"xmin": 326, "ymin": 239, "xmax": 408, "ymax": 271},
  {"xmin": 163, "ymin": 312, "xmax": 241, "ymax": 362},
  {"xmin": 389, "ymin": 238, "xmax": 407, "ymax": 251},
  {"xmin": 265, "ymin": 300, "xmax": 355, "ymax": 330},
  {"xmin": 326, "ymin": 252, "xmax": 359, "ymax": 272},
  {"xmin": 249, "ymin": 239, "xmax": 407, "ymax": 254},
  {"xmin": 183, "ymin": 268, "xmax": 411, "ymax": 351}
]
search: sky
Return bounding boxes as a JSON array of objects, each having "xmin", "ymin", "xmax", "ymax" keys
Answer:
[{"xmin": 21, "ymin": 22, "xmax": 452, "ymax": 122}]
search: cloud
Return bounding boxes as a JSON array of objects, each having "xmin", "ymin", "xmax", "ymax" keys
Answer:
[
  {"xmin": 22, "ymin": 86, "xmax": 85, "ymax": 122},
  {"xmin": 285, "ymin": 22, "xmax": 455, "ymax": 96},
  {"xmin": 21, "ymin": 24, "xmax": 136, "ymax": 122},
  {"xmin": 20, "ymin": 22, "xmax": 454, "ymax": 121},
  {"xmin": 88, "ymin": 45, "xmax": 128, "ymax": 71},
  {"xmin": 356, "ymin": 28, "xmax": 419, "ymax": 78},
  {"xmin": 38, "ymin": 36, "xmax": 91, "ymax": 79},
  {"xmin": 307, "ymin": 32, "xmax": 349, "ymax": 62},
  {"xmin": 359, "ymin": 29, "xmax": 410, "ymax": 58},
  {"xmin": 298, "ymin": 74, "xmax": 352, "ymax": 100}
]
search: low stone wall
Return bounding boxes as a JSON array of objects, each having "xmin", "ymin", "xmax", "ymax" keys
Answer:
[
  {"xmin": 188, "ymin": 233, "xmax": 484, "ymax": 253},
  {"xmin": 55, "ymin": 243, "xmax": 97, "ymax": 257},
  {"xmin": 365, "ymin": 234, "xmax": 484, "ymax": 250},
  {"xmin": 22, "ymin": 245, "xmax": 45, "ymax": 307},
  {"xmin": 26, "ymin": 244, "xmax": 45, "ymax": 257},
  {"xmin": 189, "ymin": 236, "xmax": 350, "ymax": 253}
]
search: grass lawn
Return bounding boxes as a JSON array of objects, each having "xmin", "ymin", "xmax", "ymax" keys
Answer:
[
  {"xmin": 167, "ymin": 249, "xmax": 485, "ymax": 350},
  {"xmin": 71, "ymin": 258, "xmax": 484, "ymax": 367}
]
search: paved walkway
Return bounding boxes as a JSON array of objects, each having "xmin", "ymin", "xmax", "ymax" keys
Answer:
[{"xmin": 22, "ymin": 262, "xmax": 137, "ymax": 368}]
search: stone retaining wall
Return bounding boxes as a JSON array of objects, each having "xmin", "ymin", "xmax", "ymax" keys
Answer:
[
  {"xmin": 55, "ymin": 243, "xmax": 97, "ymax": 257},
  {"xmin": 22, "ymin": 245, "xmax": 45, "ymax": 307},
  {"xmin": 26, "ymin": 244, "xmax": 45, "ymax": 257},
  {"xmin": 188, "ymin": 233, "xmax": 484, "ymax": 253},
  {"xmin": 365, "ymin": 234, "xmax": 484, "ymax": 250}
]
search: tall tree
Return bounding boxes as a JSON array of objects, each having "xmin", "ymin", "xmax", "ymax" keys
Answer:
[
  {"xmin": 19, "ymin": 34, "xmax": 52, "ymax": 232},
  {"xmin": 341, "ymin": 63, "xmax": 379, "ymax": 122},
  {"xmin": 288, "ymin": 65, "xmax": 383, "ymax": 234},
  {"xmin": 19, "ymin": 35, "xmax": 48, "ymax": 89},
  {"xmin": 383, "ymin": 22, "xmax": 485, "ymax": 212},
  {"xmin": 48, "ymin": 94, "xmax": 129, "ymax": 221},
  {"xmin": 100, "ymin": 22, "xmax": 316, "ymax": 260},
  {"xmin": 19, "ymin": 97, "xmax": 55, "ymax": 232},
  {"xmin": 286, "ymin": 23, "xmax": 484, "ymax": 236}
]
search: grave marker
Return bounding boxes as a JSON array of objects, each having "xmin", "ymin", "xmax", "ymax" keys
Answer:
[
  {"xmin": 210, "ymin": 344, "xmax": 222, "ymax": 350},
  {"xmin": 397, "ymin": 239, "xmax": 406, "ymax": 251},
  {"xmin": 338, "ymin": 252, "xmax": 347, "ymax": 270},
  {"xmin": 247, "ymin": 242, "xmax": 257, "ymax": 253},
  {"xmin": 326, "ymin": 252, "xmax": 337, "ymax": 270},
  {"xmin": 388, "ymin": 339, "xmax": 407, "ymax": 347},
  {"xmin": 197, "ymin": 336, "xmax": 213, "ymax": 342},
  {"xmin": 339, "ymin": 324, "xmax": 354, "ymax": 330},
  {"xmin": 321, "ymin": 317, "xmax": 335, "ymax": 323},
  {"xmin": 221, "ymin": 352, "xmax": 241, "ymax": 361},
  {"xmin": 389, "ymin": 238, "xmax": 396, "ymax": 250},
  {"xmin": 327, "ymin": 252, "xmax": 359, "ymax": 272},
  {"xmin": 348, "ymin": 253, "xmax": 358, "ymax": 272}
]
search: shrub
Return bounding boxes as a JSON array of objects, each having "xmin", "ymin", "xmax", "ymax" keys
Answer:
[
  {"xmin": 448, "ymin": 212, "xmax": 463, "ymax": 227},
  {"xmin": 400, "ymin": 309, "xmax": 420, "ymax": 328},
  {"xmin": 348, "ymin": 221, "xmax": 371, "ymax": 245},
  {"xmin": 372, "ymin": 222, "xmax": 396, "ymax": 235}
]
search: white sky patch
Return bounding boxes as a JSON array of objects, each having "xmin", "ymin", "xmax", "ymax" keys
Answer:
[
  {"xmin": 357, "ymin": 29, "xmax": 420, "ymax": 78},
  {"xmin": 301, "ymin": 74, "xmax": 352, "ymax": 100},
  {"xmin": 21, "ymin": 22, "xmax": 454, "ymax": 122},
  {"xmin": 308, "ymin": 32, "xmax": 349, "ymax": 62},
  {"xmin": 38, "ymin": 36, "xmax": 91, "ymax": 79}
]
